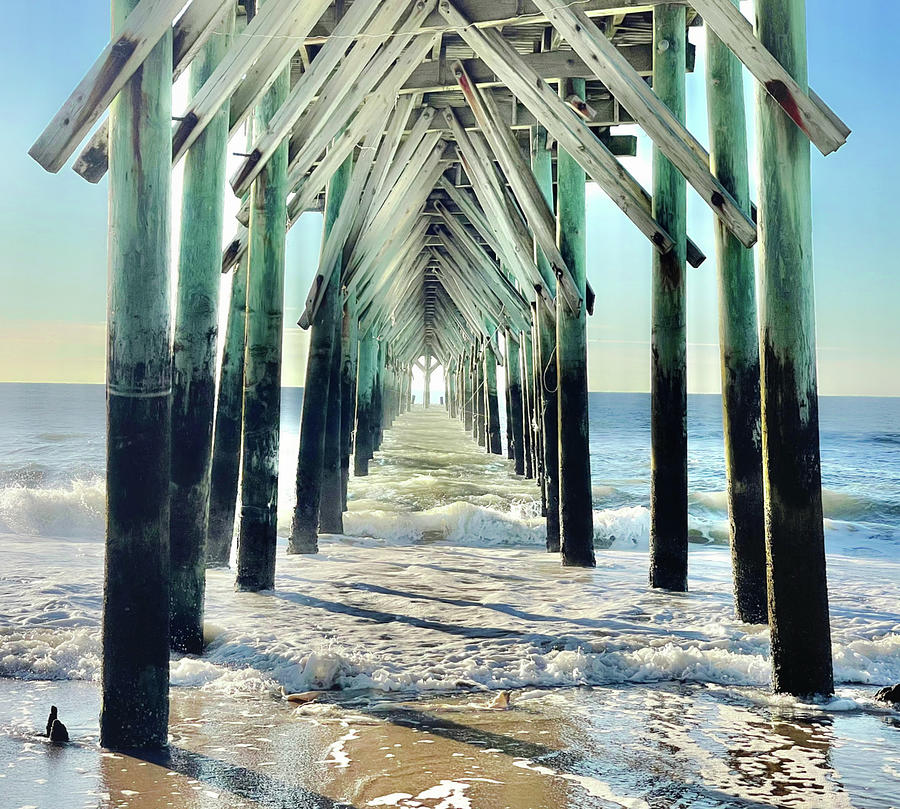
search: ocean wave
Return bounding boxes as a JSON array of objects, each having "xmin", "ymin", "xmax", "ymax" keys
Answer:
[
  {"xmin": 8, "ymin": 625, "xmax": 900, "ymax": 698},
  {"xmin": 0, "ymin": 478, "xmax": 105, "ymax": 539}
]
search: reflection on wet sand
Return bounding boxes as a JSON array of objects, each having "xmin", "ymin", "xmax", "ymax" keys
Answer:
[{"xmin": 2, "ymin": 678, "xmax": 899, "ymax": 808}]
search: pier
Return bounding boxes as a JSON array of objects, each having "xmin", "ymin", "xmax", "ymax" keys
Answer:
[{"xmin": 29, "ymin": 0, "xmax": 849, "ymax": 749}]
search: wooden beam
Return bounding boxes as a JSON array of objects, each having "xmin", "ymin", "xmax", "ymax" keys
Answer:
[
  {"xmin": 234, "ymin": 59, "xmax": 290, "ymax": 592},
  {"xmin": 172, "ymin": 0, "xmax": 331, "ymax": 165},
  {"xmin": 532, "ymin": 0, "xmax": 757, "ymax": 248},
  {"xmin": 298, "ymin": 113, "xmax": 388, "ymax": 329},
  {"xmin": 422, "ymin": 0, "xmax": 680, "ymax": 29},
  {"xmin": 756, "ymin": 0, "xmax": 833, "ymax": 697},
  {"xmin": 439, "ymin": 2, "xmax": 675, "ymax": 256},
  {"xmin": 453, "ymin": 62, "xmax": 580, "ymax": 312},
  {"xmin": 169, "ymin": 8, "xmax": 235, "ymax": 654},
  {"xmin": 31, "ymin": 0, "xmax": 191, "ymax": 172},
  {"xmin": 285, "ymin": 31, "xmax": 438, "ymax": 202},
  {"xmin": 231, "ymin": 0, "xmax": 408, "ymax": 197},
  {"xmin": 690, "ymin": 0, "xmax": 848, "ymax": 155},
  {"xmin": 73, "ymin": 0, "xmax": 237, "ymax": 182}
]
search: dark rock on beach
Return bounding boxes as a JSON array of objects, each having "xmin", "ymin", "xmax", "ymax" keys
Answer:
[{"xmin": 875, "ymin": 684, "xmax": 900, "ymax": 704}]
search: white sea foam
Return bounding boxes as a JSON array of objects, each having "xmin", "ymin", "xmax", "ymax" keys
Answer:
[
  {"xmin": 0, "ymin": 478, "xmax": 104, "ymax": 539},
  {"xmin": 2, "ymin": 406, "xmax": 899, "ymax": 703}
]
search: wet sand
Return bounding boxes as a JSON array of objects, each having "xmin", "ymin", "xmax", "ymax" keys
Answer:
[{"xmin": 2, "ymin": 677, "xmax": 898, "ymax": 808}]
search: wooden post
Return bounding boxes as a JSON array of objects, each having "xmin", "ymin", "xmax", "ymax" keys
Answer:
[
  {"xmin": 373, "ymin": 342, "xmax": 385, "ymax": 450},
  {"xmin": 649, "ymin": 5, "xmax": 688, "ymax": 591},
  {"xmin": 289, "ymin": 153, "xmax": 352, "ymax": 553},
  {"xmin": 556, "ymin": 78, "xmax": 595, "ymax": 568},
  {"xmin": 756, "ymin": 0, "xmax": 833, "ymax": 695},
  {"xmin": 448, "ymin": 359, "xmax": 458, "ymax": 418},
  {"xmin": 475, "ymin": 343, "xmax": 487, "ymax": 447},
  {"xmin": 706, "ymin": 1, "xmax": 767, "ymax": 624},
  {"xmin": 207, "ymin": 253, "xmax": 248, "ymax": 567},
  {"xmin": 485, "ymin": 341, "xmax": 503, "ymax": 454},
  {"xmin": 521, "ymin": 331, "xmax": 536, "ymax": 481},
  {"xmin": 354, "ymin": 330, "xmax": 376, "ymax": 476},
  {"xmin": 424, "ymin": 352, "xmax": 432, "ymax": 408},
  {"xmin": 507, "ymin": 332, "xmax": 526, "ymax": 475},
  {"xmin": 463, "ymin": 347, "xmax": 474, "ymax": 431},
  {"xmin": 235, "ymin": 57, "xmax": 290, "ymax": 592},
  {"xmin": 531, "ymin": 126, "xmax": 560, "ymax": 549},
  {"xmin": 169, "ymin": 9, "xmax": 234, "ymax": 654},
  {"xmin": 101, "ymin": 0, "xmax": 172, "ymax": 750},
  {"xmin": 319, "ymin": 312, "xmax": 345, "ymax": 533},
  {"xmin": 340, "ymin": 292, "xmax": 359, "ymax": 510}
]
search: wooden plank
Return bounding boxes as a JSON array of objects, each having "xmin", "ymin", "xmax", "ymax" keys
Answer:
[
  {"xmin": 285, "ymin": 30, "xmax": 438, "ymax": 199},
  {"xmin": 438, "ymin": 1, "xmax": 675, "ymax": 256},
  {"xmin": 225, "ymin": 11, "xmax": 329, "ymax": 141},
  {"xmin": 285, "ymin": 91, "xmax": 390, "ymax": 227},
  {"xmin": 402, "ymin": 43, "xmax": 660, "ymax": 93},
  {"xmin": 172, "ymin": 0, "xmax": 332, "ymax": 165},
  {"xmin": 230, "ymin": 0, "xmax": 408, "ymax": 197},
  {"xmin": 72, "ymin": 0, "xmax": 233, "ymax": 183},
  {"xmin": 531, "ymin": 0, "xmax": 757, "ymax": 248},
  {"xmin": 347, "ymin": 97, "xmax": 417, "ymax": 251},
  {"xmin": 690, "ymin": 0, "xmax": 848, "ymax": 155},
  {"xmin": 31, "ymin": 0, "xmax": 188, "ymax": 172},
  {"xmin": 444, "ymin": 106, "xmax": 550, "ymax": 309},
  {"xmin": 456, "ymin": 63, "xmax": 580, "ymax": 311},
  {"xmin": 298, "ymin": 111, "xmax": 389, "ymax": 329}
]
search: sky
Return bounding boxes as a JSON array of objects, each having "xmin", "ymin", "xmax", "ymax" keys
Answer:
[{"xmin": 1, "ymin": 1, "xmax": 898, "ymax": 395}]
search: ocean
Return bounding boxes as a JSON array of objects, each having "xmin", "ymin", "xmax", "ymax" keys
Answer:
[
  {"xmin": 2, "ymin": 384, "xmax": 899, "ymax": 556},
  {"xmin": 1, "ymin": 383, "xmax": 899, "ymax": 808}
]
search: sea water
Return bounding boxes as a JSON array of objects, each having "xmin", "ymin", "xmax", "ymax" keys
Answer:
[
  {"xmin": 2, "ymin": 384, "xmax": 900, "ymax": 807},
  {"xmin": 1, "ymin": 382, "xmax": 898, "ymax": 695}
]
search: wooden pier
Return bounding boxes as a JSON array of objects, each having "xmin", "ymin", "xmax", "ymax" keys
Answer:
[{"xmin": 30, "ymin": 0, "xmax": 849, "ymax": 748}]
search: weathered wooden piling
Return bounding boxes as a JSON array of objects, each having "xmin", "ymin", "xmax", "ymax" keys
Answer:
[
  {"xmin": 101, "ymin": 0, "xmax": 172, "ymax": 749},
  {"xmin": 706, "ymin": 3, "xmax": 767, "ymax": 625},
  {"xmin": 235, "ymin": 60, "xmax": 290, "ymax": 592},
  {"xmin": 556, "ymin": 78, "xmax": 595, "ymax": 568},
  {"xmin": 475, "ymin": 344, "xmax": 487, "ymax": 447},
  {"xmin": 485, "ymin": 341, "xmax": 503, "ymax": 454},
  {"xmin": 340, "ymin": 293, "xmax": 359, "ymax": 510},
  {"xmin": 373, "ymin": 342, "xmax": 385, "ymax": 450},
  {"xmin": 648, "ymin": 5, "xmax": 689, "ymax": 591},
  {"xmin": 354, "ymin": 330, "xmax": 376, "ymax": 476},
  {"xmin": 290, "ymin": 154, "xmax": 353, "ymax": 553},
  {"xmin": 756, "ymin": 0, "xmax": 833, "ymax": 695},
  {"xmin": 424, "ymin": 352, "xmax": 432, "ymax": 408},
  {"xmin": 530, "ymin": 126, "xmax": 559, "ymax": 549},
  {"xmin": 463, "ymin": 347, "xmax": 474, "ymax": 431},
  {"xmin": 507, "ymin": 332, "xmax": 526, "ymax": 475},
  {"xmin": 207, "ymin": 253, "xmax": 249, "ymax": 567},
  {"xmin": 319, "ymin": 312, "xmax": 345, "ymax": 533},
  {"xmin": 522, "ymin": 330, "xmax": 536, "ymax": 482},
  {"xmin": 169, "ymin": 11, "xmax": 234, "ymax": 654}
]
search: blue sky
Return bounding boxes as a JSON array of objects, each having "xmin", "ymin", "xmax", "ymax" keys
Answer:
[{"xmin": 1, "ymin": 1, "xmax": 897, "ymax": 394}]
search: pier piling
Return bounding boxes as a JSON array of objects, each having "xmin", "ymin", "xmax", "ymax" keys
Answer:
[
  {"xmin": 706, "ymin": 1, "xmax": 767, "ymax": 624},
  {"xmin": 169, "ymin": 10, "xmax": 234, "ymax": 653},
  {"xmin": 648, "ymin": 5, "xmax": 689, "ymax": 591},
  {"xmin": 101, "ymin": 0, "xmax": 173, "ymax": 749},
  {"xmin": 756, "ymin": 0, "xmax": 834, "ymax": 695},
  {"xmin": 556, "ymin": 78, "xmax": 595, "ymax": 569}
]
